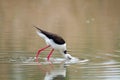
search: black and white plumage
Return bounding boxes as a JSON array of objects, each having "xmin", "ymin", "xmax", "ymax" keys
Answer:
[
  {"xmin": 35, "ymin": 27, "xmax": 65, "ymax": 45},
  {"xmin": 34, "ymin": 26, "xmax": 73, "ymax": 61}
]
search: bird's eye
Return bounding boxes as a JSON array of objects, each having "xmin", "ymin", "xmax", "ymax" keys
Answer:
[{"xmin": 64, "ymin": 50, "xmax": 67, "ymax": 54}]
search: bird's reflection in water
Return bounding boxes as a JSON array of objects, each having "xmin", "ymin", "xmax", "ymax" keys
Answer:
[
  {"xmin": 44, "ymin": 65, "xmax": 66, "ymax": 80},
  {"xmin": 37, "ymin": 62, "xmax": 67, "ymax": 80}
]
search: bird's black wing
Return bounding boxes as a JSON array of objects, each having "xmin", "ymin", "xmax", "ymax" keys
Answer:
[{"xmin": 34, "ymin": 26, "xmax": 65, "ymax": 45}]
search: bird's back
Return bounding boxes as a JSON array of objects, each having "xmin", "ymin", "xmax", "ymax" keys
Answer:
[{"xmin": 34, "ymin": 26, "xmax": 65, "ymax": 45}]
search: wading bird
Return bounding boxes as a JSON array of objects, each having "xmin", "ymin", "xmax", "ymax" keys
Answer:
[{"xmin": 34, "ymin": 26, "xmax": 73, "ymax": 61}]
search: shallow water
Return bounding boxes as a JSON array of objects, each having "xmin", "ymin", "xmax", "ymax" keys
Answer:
[
  {"xmin": 1, "ymin": 0, "xmax": 120, "ymax": 80},
  {"xmin": 0, "ymin": 51, "xmax": 120, "ymax": 80}
]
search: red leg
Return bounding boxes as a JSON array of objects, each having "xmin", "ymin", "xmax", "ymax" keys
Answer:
[
  {"xmin": 47, "ymin": 49, "xmax": 54, "ymax": 61},
  {"xmin": 36, "ymin": 45, "xmax": 50, "ymax": 62}
]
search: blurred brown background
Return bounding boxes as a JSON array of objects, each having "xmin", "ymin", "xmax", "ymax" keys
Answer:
[{"xmin": 0, "ymin": 0, "xmax": 120, "ymax": 53}]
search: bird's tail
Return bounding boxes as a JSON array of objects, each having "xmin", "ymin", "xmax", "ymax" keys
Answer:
[{"xmin": 33, "ymin": 26, "xmax": 42, "ymax": 31}]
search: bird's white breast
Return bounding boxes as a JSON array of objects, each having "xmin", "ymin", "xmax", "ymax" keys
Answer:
[{"xmin": 49, "ymin": 39, "xmax": 66, "ymax": 50}]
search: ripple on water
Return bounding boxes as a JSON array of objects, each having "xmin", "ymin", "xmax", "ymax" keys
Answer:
[{"xmin": 69, "ymin": 59, "xmax": 120, "ymax": 80}]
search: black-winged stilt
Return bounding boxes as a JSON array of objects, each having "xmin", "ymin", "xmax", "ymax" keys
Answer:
[{"xmin": 34, "ymin": 26, "xmax": 73, "ymax": 61}]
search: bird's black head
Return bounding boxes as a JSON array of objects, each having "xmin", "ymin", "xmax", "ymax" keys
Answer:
[
  {"xmin": 64, "ymin": 50, "xmax": 67, "ymax": 54},
  {"xmin": 63, "ymin": 50, "xmax": 72, "ymax": 60}
]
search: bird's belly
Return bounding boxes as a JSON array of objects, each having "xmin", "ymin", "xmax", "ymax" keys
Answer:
[
  {"xmin": 52, "ymin": 43, "xmax": 66, "ymax": 50},
  {"xmin": 47, "ymin": 39, "xmax": 66, "ymax": 50}
]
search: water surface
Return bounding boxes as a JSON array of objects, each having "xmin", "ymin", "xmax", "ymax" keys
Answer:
[{"xmin": 0, "ymin": 0, "xmax": 120, "ymax": 80}]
